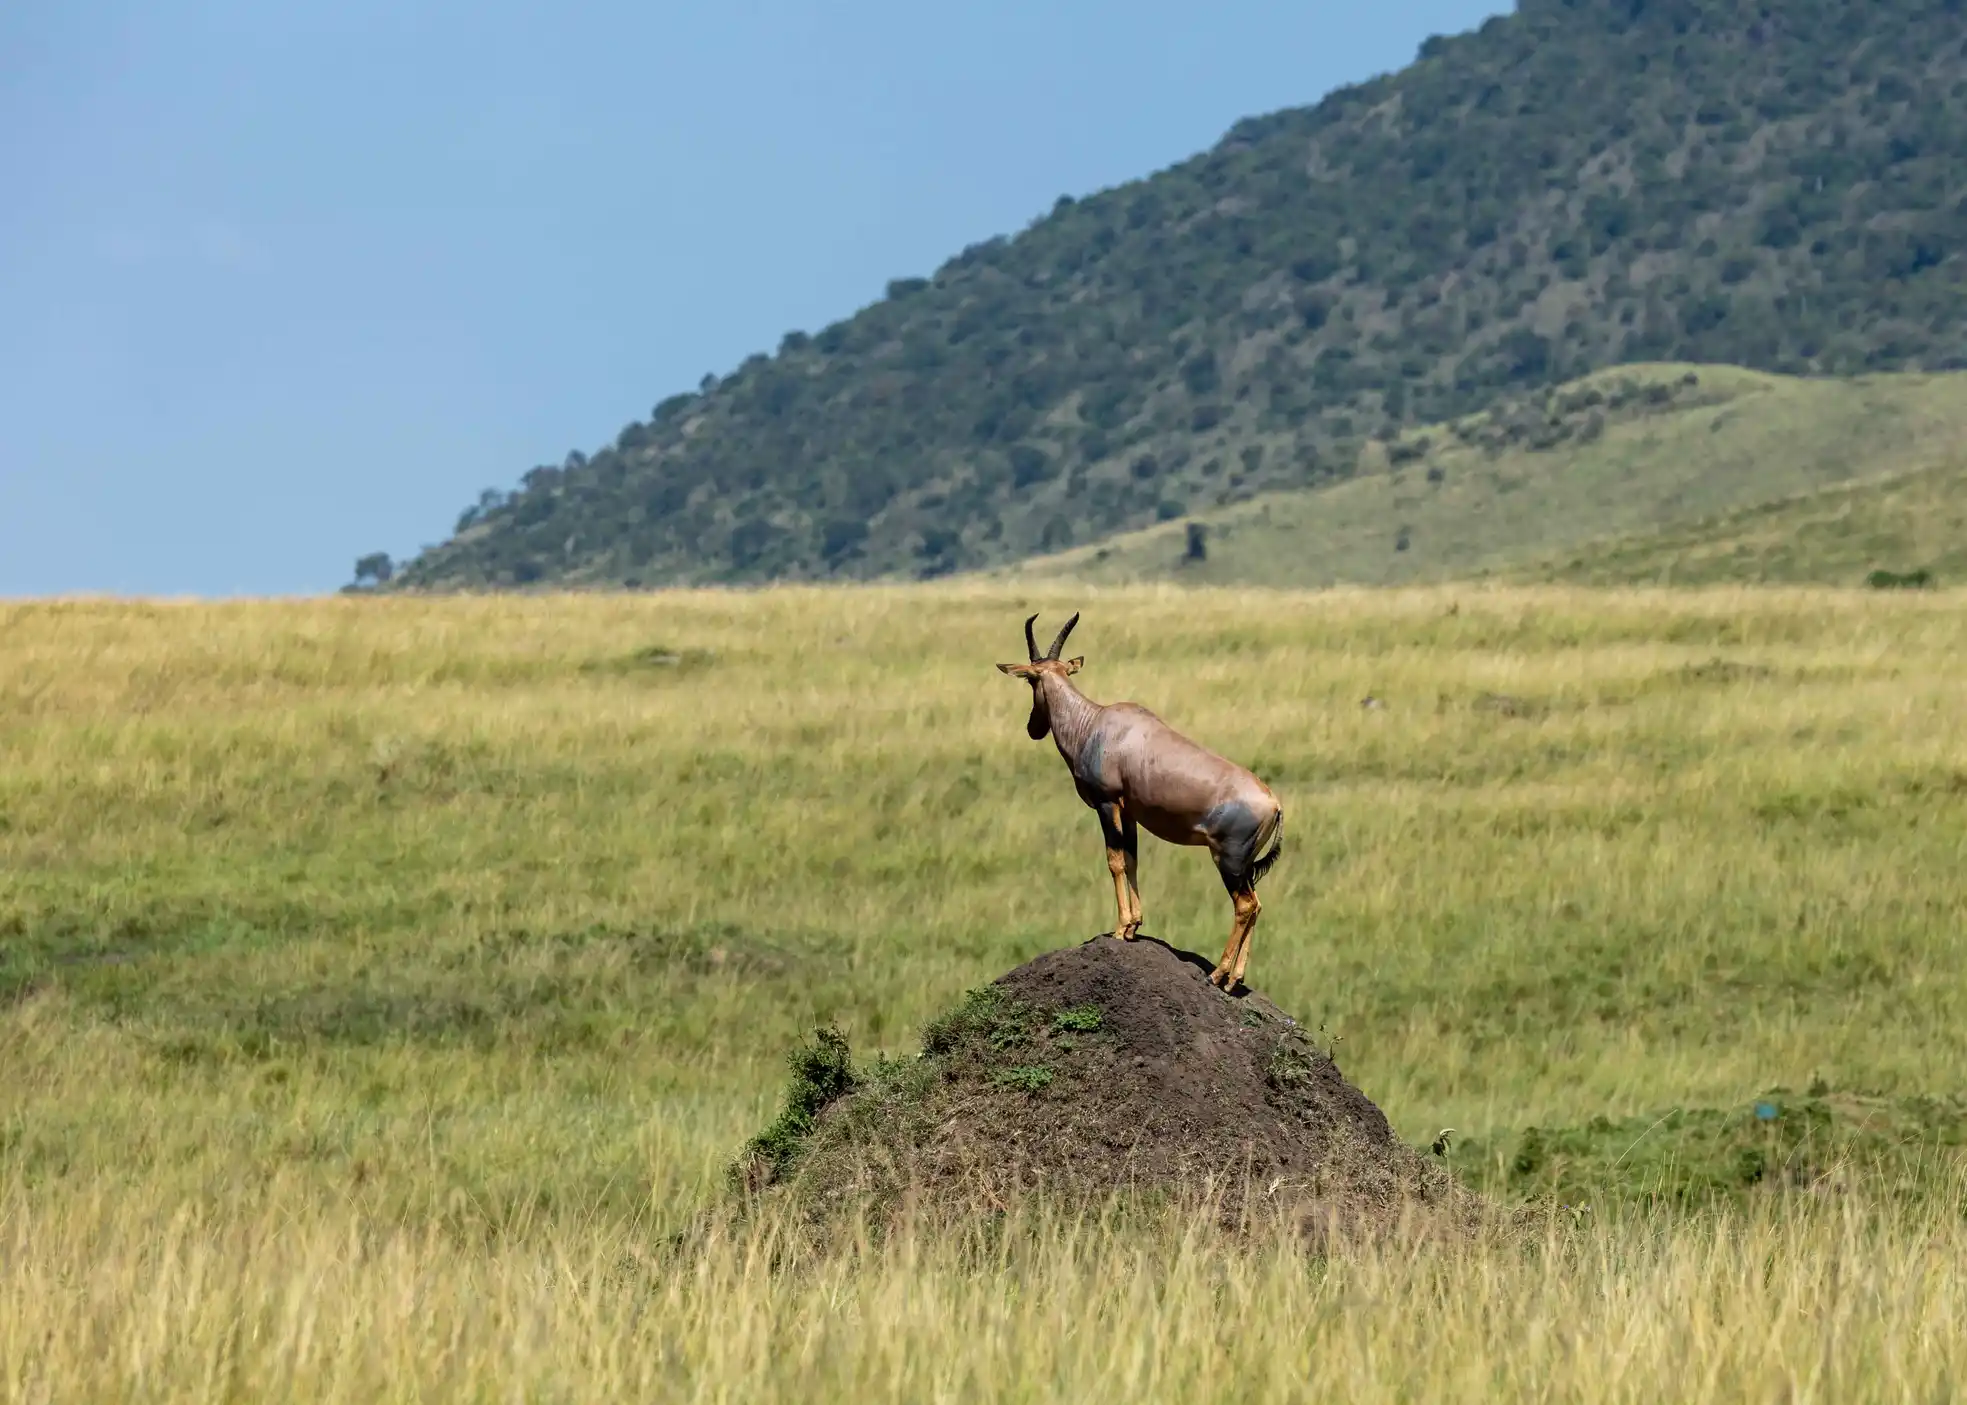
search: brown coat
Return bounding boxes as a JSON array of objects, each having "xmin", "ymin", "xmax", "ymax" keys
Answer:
[{"xmin": 999, "ymin": 613, "xmax": 1283, "ymax": 991}]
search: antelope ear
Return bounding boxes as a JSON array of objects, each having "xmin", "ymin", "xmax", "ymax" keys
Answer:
[
  {"xmin": 1063, "ymin": 657, "xmax": 1084, "ymax": 674},
  {"xmin": 995, "ymin": 662, "xmax": 1026, "ymax": 675}
]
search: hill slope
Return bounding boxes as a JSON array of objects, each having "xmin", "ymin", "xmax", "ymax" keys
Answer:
[
  {"xmin": 1519, "ymin": 452, "xmax": 1967, "ymax": 587},
  {"xmin": 1004, "ymin": 365, "xmax": 1967, "ymax": 588},
  {"xmin": 391, "ymin": 0, "xmax": 1967, "ymax": 591}
]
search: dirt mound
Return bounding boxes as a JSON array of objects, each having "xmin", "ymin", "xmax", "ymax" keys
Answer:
[{"xmin": 738, "ymin": 935, "xmax": 1470, "ymax": 1238}]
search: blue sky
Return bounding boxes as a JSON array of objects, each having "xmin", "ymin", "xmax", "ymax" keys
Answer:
[{"xmin": 1, "ymin": 0, "xmax": 1506, "ymax": 596}]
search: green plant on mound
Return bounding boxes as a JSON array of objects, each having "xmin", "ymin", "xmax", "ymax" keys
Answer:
[
  {"xmin": 1454, "ymin": 1089, "xmax": 1967, "ymax": 1211},
  {"xmin": 732, "ymin": 1025, "xmax": 858, "ymax": 1191},
  {"xmin": 990, "ymin": 1064, "xmax": 1055, "ymax": 1093},
  {"xmin": 922, "ymin": 984, "xmax": 1053, "ymax": 1059},
  {"xmin": 728, "ymin": 979, "xmax": 1109, "ymax": 1202},
  {"xmin": 1050, "ymin": 1005, "xmax": 1103, "ymax": 1034}
]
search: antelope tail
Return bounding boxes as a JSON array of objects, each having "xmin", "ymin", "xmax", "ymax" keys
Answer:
[{"xmin": 1249, "ymin": 809, "xmax": 1284, "ymax": 887}]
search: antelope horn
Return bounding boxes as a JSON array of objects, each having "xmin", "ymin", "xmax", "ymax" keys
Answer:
[
  {"xmin": 1023, "ymin": 613, "xmax": 1041, "ymax": 662},
  {"xmin": 1046, "ymin": 612, "xmax": 1080, "ymax": 660}
]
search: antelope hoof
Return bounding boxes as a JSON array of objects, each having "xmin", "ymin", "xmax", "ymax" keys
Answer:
[{"xmin": 1207, "ymin": 965, "xmax": 1230, "ymax": 988}]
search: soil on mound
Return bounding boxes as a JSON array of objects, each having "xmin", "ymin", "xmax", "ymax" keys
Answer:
[{"xmin": 737, "ymin": 935, "xmax": 1470, "ymax": 1237}]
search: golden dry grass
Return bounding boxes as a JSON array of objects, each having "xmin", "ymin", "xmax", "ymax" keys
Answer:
[
  {"xmin": 6, "ymin": 1181, "xmax": 1966, "ymax": 1403},
  {"xmin": 3, "ymin": 584, "xmax": 1966, "ymax": 1400}
]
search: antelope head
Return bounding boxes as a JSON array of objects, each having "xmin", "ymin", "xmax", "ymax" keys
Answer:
[{"xmin": 995, "ymin": 612, "xmax": 1083, "ymax": 739}]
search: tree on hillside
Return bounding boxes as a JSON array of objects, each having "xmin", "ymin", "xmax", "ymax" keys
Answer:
[{"xmin": 352, "ymin": 553, "xmax": 394, "ymax": 589}]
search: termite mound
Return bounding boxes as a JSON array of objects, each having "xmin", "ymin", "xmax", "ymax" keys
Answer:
[{"xmin": 731, "ymin": 935, "xmax": 1474, "ymax": 1242}]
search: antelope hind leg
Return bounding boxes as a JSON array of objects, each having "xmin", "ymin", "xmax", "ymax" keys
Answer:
[
  {"xmin": 1230, "ymin": 890, "xmax": 1262, "ymax": 987},
  {"xmin": 1205, "ymin": 812, "xmax": 1267, "ymax": 988},
  {"xmin": 1209, "ymin": 905, "xmax": 1246, "ymax": 988},
  {"xmin": 1210, "ymin": 876, "xmax": 1260, "ymax": 989}
]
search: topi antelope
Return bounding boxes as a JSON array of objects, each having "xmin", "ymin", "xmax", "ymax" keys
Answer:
[{"xmin": 996, "ymin": 612, "xmax": 1284, "ymax": 991}]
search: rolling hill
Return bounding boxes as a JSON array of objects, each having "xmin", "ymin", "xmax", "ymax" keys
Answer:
[
  {"xmin": 382, "ymin": 0, "xmax": 1967, "ymax": 592},
  {"xmin": 1002, "ymin": 364, "xmax": 1967, "ymax": 588},
  {"xmin": 1519, "ymin": 446, "xmax": 1967, "ymax": 587}
]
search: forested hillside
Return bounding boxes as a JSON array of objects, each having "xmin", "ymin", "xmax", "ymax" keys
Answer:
[{"xmin": 385, "ymin": 0, "xmax": 1967, "ymax": 591}]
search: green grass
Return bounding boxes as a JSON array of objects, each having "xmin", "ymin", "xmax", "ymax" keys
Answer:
[
  {"xmin": 1457, "ymin": 1089, "xmax": 1967, "ymax": 1210},
  {"xmin": 4, "ymin": 586, "xmax": 1967, "ymax": 1399},
  {"xmin": 1009, "ymin": 365, "xmax": 1967, "ymax": 588}
]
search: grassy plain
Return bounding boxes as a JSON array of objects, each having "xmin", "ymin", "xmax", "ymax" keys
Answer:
[
  {"xmin": 1014, "ymin": 365, "xmax": 1967, "ymax": 589},
  {"xmin": 4, "ymin": 586, "xmax": 1966, "ymax": 1400}
]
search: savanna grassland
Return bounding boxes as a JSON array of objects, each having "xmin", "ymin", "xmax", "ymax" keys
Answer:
[{"xmin": 3, "ymin": 587, "xmax": 1966, "ymax": 1401}]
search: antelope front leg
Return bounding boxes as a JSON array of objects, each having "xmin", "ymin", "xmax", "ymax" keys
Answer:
[
  {"xmin": 1118, "ymin": 847, "xmax": 1143, "ymax": 939},
  {"xmin": 1104, "ymin": 844, "xmax": 1132, "ymax": 940},
  {"xmin": 1099, "ymin": 803, "xmax": 1133, "ymax": 940}
]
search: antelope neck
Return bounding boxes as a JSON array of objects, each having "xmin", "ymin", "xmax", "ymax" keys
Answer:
[{"xmin": 1040, "ymin": 673, "xmax": 1102, "ymax": 765}]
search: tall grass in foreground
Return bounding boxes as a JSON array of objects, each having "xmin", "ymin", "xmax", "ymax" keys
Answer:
[
  {"xmin": 3, "ymin": 1181, "xmax": 1963, "ymax": 1403},
  {"xmin": 3, "ymin": 585, "xmax": 1966, "ymax": 1399}
]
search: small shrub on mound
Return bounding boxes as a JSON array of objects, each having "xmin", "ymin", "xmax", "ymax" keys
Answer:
[
  {"xmin": 732, "ymin": 1026, "xmax": 859, "ymax": 1191},
  {"xmin": 731, "ymin": 936, "xmax": 1472, "ymax": 1240}
]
